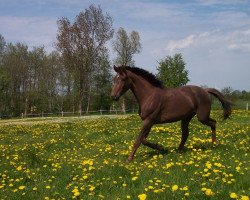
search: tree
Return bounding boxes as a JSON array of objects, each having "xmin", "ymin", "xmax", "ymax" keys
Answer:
[
  {"xmin": 112, "ymin": 28, "xmax": 142, "ymax": 112},
  {"xmin": 56, "ymin": 4, "xmax": 114, "ymax": 114},
  {"xmin": 0, "ymin": 34, "xmax": 6, "ymax": 60},
  {"xmin": 157, "ymin": 53, "xmax": 189, "ymax": 88},
  {"xmin": 112, "ymin": 27, "xmax": 142, "ymax": 66}
]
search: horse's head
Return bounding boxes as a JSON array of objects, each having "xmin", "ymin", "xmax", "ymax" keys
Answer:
[{"xmin": 111, "ymin": 65, "xmax": 131, "ymax": 101}]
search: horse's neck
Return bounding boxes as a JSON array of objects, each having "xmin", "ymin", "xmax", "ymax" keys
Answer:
[{"xmin": 129, "ymin": 73, "xmax": 155, "ymax": 105}]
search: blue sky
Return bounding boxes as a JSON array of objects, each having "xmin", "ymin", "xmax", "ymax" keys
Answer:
[{"xmin": 0, "ymin": 0, "xmax": 250, "ymax": 90}]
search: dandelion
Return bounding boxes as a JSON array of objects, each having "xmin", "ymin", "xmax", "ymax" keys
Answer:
[
  {"xmin": 205, "ymin": 188, "xmax": 215, "ymax": 196},
  {"xmin": 148, "ymin": 186, "xmax": 154, "ymax": 190},
  {"xmin": 230, "ymin": 193, "xmax": 238, "ymax": 199},
  {"xmin": 183, "ymin": 186, "xmax": 188, "ymax": 191},
  {"xmin": 241, "ymin": 196, "xmax": 249, "ymax": 200},
  {"xmin": 138, "ymin": 193, "xmax": 147, "ymax": 200},
  {"xmin": 172, "ymin": 185, "xmax": 178, "ymax": 191},
  {"xmin": 19, "ymin": 186, "xmax": 25, "ymax": 190},
  {"xmin": 89, "ymin": 186, "xmax": 95, "ymax": 192}
]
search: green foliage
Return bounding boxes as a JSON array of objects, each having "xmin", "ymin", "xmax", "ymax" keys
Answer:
[{"xmin": 157, "ymin": 53, "xmax": 189, "ymax": 88}]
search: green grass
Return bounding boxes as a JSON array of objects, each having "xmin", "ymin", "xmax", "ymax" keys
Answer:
[{"xmin": 0, "ymin": 110, "xmax": 249, "ymax": 200}]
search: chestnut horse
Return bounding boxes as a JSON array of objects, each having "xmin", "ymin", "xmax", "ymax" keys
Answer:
[{"xmin": 111, "ymin": 66, "xmax": 232, "ymax": 163}]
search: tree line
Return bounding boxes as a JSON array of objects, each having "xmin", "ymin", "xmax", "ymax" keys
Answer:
[
  {"xmin": 0, "ymin": 5, "xmax": 249, "ymax": 118},
  {"xmin": 0, "ymin": 5, "xmax": 140, "ymax": 118}
]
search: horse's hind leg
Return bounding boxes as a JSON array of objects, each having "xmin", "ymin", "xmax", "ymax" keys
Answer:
[
  {"xmin": 197, "ymin": 113, "xmax": 217, "ymax": 143},
  {"xmin": 178, "ymin": 114, "xmax": 194, "ymax": 150},
  {"xmin": 207, "ymin": 118, "xmax": 216, "ymax": 143}
]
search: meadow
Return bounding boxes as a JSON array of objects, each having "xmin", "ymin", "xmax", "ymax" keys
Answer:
[{"xmin": 0, "ymin": 110, "xmax": 249, "ymax": 200}]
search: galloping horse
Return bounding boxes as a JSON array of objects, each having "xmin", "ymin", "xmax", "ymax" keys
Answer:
[{"xmin": 111, "ymin": 66, "xmax": 232, "ymax": 163}]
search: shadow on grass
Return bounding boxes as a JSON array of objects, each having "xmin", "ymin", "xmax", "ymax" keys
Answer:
[{"xmin": 137, "ymin": 142, "xmax": 226, "ymax": 162}]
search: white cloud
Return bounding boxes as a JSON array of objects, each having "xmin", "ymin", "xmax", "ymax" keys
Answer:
[
  {"xmin": 166, "ymin": 35, "xmax": 195, "ymax": 52},
  {"xmin": 164, "ymin": 29, "xmax": 250, "ymax": 54},
  {"xmin": 165, "ymin": 32, "xmax": 212, "ymax": 53},
  {"xmin": 196, "ymin": 0, "xmax": 247, "ymax": 6},
  {"xmin": 0, "ymin": 16, "xmax": 57, "ymax": 51}
]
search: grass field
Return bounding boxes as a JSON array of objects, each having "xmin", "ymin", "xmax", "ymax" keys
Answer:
[{"xmin": 0, "ymin": 110, "xmax": 249, "ymax": 200}]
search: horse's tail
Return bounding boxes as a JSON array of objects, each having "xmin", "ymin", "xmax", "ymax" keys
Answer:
[{"xmin": 205, "ymin": 88, "xmax": 233, "ymax": 120}]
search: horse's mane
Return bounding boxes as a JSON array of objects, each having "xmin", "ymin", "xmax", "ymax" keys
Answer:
[{"xmin": 120, "ymin": 66, "xmax": 164, "ymax": 89}]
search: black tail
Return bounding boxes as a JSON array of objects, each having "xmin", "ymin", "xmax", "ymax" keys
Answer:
[{"xmin": 205, "ymin": 88, "xmax": 233, "ymax": 120}]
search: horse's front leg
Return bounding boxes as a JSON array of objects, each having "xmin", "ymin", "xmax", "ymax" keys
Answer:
[{"xmin": 126, "ymin": 120, "xmax": 153, "ymax": 163}]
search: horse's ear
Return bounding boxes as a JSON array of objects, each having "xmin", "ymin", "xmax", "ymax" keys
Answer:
[
  {"xmin": 120, "ymin": 67, "xmax": 127, "ymax": 77},
  {"xmin": 113, "ymin": 65, "xmax": 119, "ymax": 72},
  {"xmin": 114, "ymin": 65, "xmax": 127, "ymax": 77}
]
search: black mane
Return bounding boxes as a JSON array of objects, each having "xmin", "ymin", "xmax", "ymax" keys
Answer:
[{"xmin": 121, "ymin": 66, "xmax": 164, "ymax": 88}]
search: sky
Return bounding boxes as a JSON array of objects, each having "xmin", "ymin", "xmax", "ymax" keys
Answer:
[{"xmin": 0, "ymin": 0, "xmax": 250, "ymax": 90}]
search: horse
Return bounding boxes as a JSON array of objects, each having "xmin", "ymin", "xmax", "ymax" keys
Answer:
[{"xmin": 111, "ymin": 65, "xmax": 232, "ymax": 163}]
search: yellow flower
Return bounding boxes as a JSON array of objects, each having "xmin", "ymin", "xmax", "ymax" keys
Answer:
[
  {"xmin": 205, "ymin": 162, "xmax": 212, "ymax": 169},
  {"xmin": 172, "ymin": 185, "xmax": 178, "ymax": 191},
  {"xmin": 132, "ymin": 176, "xmax": 138, "ymax": 181},
  {"xmin": 183, "ymin": 186, "xmax": 188, "ymax": 191},
  {"xmin": 185, "ymin": 192, "xmax": 190, "ymax": 196},
  {"xmin": 74, "ymin": 191, "xmax": 80, "ymax": 196},
  {"xmin": 33, "ymin": 187, "xmax": 37, "ymax": 191},
  {"xmin": 45, "ymin": 185, "xmax": 51, "ymax": 189},
  {"xmin": 205, "ymin": 189, "xmax": 215, "ymax": 196},
  {"xmin": 230, "ymin": 193, "xmax": 238, "ymax": 199},
  {"xmin": 19, "ymin": 186, "xmax": 25, "ymax": 190},
  {"xmin": 89, "ymin": 186, "xmax": 95, "ymax": 192},
  {"xmin": 138, "ymin": 193, "xmax": 147, "ymax": 200},
  {"xmin": 241, "ymin": 196, "xmax": 249, "ymax": 200},
  {"xmin": 72, "ymin": 188, "xmax": 80, "ymax": 197}
]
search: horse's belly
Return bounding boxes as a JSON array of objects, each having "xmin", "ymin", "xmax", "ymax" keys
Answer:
[{"xmin": 157, "ymin": 99, "xmax": 196, "ymax": 123}]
